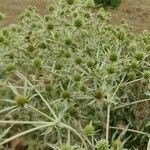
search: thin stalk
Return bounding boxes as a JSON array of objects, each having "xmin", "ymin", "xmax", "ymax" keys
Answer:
[
  {"xmin": 109, "ymin": 126, "xmax": 149, "ymax": 137},
  {"xmin": 60, "ymin": 123, "xmax": 88, "ymax": 149},
  {"xmin": 147, "ymin": 139, "xmax": 150, "ymax": 150},
  {"xmin": 0, "ymin": 122, "xmax": 56, "ymax": 146},
  {"xmin": 0, "ymin": 106, "xmax": 17, "ymax": 115},
  {"xmin": 26, "ymin": 104, "xmax": 55, "ymax": 121},
  {"xmin": 106, "ymin": 104, "xmax": 111, "ymax": 142},
  {"xmin": 0, "ymin": 120, "xmax": 50, "ymax": 125},
  {"xmin": 113, "ymin": 98, "xmax": 150, "ymax": 110},
  {"xmin": 123, "ymin": 78, "xmax": 142, "ymax": 86}
]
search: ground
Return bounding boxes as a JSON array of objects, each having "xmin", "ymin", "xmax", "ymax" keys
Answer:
[
  {"xmin": 0, "ymin": 0, "xmax": 150, "ymax": 32},
  {"xmin": 109, "ymin": 0, "xmax": 150, "ymax": 32}
]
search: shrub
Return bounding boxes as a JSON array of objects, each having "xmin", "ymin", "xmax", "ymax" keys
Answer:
[
  {"xmin": 93, "ymin": 0, "xmax": 121, "ymax": 7},
  {"xmin": 0, "ymin": 1, "xmax": 149, "ymax": 150}
]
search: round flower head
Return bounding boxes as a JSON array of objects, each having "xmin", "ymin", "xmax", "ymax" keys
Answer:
[
  {"xmin": 38, "ymin": 42, "xmax": 47, "ymax": 49},
  {"xmin": 83, "ymin": 123, "xmax": 95, "ymax": 136},
  {"xmin": 86, "ymin": 59, "xmax": 95, "ymax": 68},
  {"xmin": 106, "ymin": 64, "xmax": 115, "ymax": 74},
  {"xmin": 32, "ymin": 58, "xmax": 42, "ymax": 69},
  {"xmin": 80, "ymin": 84, "xmax": 87, "ymax": 92},
  {"xmin": 44, "ymin": 15, "xmax": 50, "ymax": 22},
  {"xmin": 65, "ymin": 38, "xmax": 73, "ymax": 46},
  {"xmin": 112, "ymin": 139, "xmax": 123, "ymax": 149},
  {"xmin": 73, "ymin": 73, "xmax": 82, "ymax": 82},
  {"xmin": 0, "ymin": 36, "xmax": 4, "ymax": 43},
  {"xmin": 74, "ymin": 18, "xmax": 83, "ymax": 28},
  {"xmin": 75, "ymin": 57, "xmax": 82, "ymax": 64},
  {"xmin": 55, "ymin": 62, "xmax": 63, "ymax": 70},
  {"xmin": 47, "ymin": 22, "xmax": 54, "ymax": 30},
  {"xmin": 66, "ymin": 0, "xmax": 74, "ymax": 5},
  {"xmin": 27, "ymin": 44, "xmax": 35, "ymax": 52},
  {"xmin": 5, "ymin": 64, "xmax": 16, "ymax": 72},
  {"xmin": 45, "ymin": 84, "xmax": 53, "ymax": 93},
  {"xmin": 68, "ymin": 107, "xmax": 77, "ymax": 117},
  {"xmin": 60, "ymin": 144, "xmax": 72, "ymax": 150},
  {"xmin": 64, "ymin": 51, "xmax": 71, "ymax": 58},
  {"xmin": 95, "ymin": 139, "xmax": 109, "ymax": 150},
  {"xmin": 134, "ymin": 51, "xmax": 144, "ymax": 61},
  {"xmin": 127, "ymin": 71, "xmax": 136, "ymax": 80},
  {"xmin": 94, "ymin": 89, "xmax": 104, "ymax": 100},
  {"xmin": 15, "ymin": 95, "xmax": 28, "ymax": 106},
  {"xmin": 142, "ymin": 71, "xmax": 150, "ymax": 80},
  {"xmin": 61, "ymin": 91, "xmax": 71, "ymax": 99},
  {"xmin": 48, "ymin": 5, "xmax": 55, "ymax": 12},
  {"xmin": 130, "ymin": 61, "xmax": 138, "ymax": 69},
  {"xmin": 109, "ymin": 52, "xmax": 118, "ymax": 62}
]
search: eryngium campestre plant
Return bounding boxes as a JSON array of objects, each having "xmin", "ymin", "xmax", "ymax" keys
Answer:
[{"xmin": 0, "ymin": 1, "xmax": 149, "ymax": 150}]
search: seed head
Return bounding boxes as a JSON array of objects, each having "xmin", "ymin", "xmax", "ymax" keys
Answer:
[
  {"xmin": 68, "ymin": 107, "xmax": 77, "ymax": 116},
  {"xmin": 74, "ymin": 18, "xmax": 83, "ymax": 28},
  {"xmin": 61, "ymin": 91, "xmax": 71, "ymax": 99},
  {"xmin": 55, "ymin": 62, "xmax": 63, "ymax": 70},
  {"xmin": 47, "ymin": 22, "xmax": 54, "ymax": 30},
  {"xmin": 94, "ymin": 89, "xmax": 104, "ymax": 100},
  {"xmin": 45, "ymin": 85, "xmax": 53, "ymax": 93},
  {"xmin": 60, "ymin": 144, "xmax": 72, "ymax": 150},
  {"xmin": 75, "ymin": 57, "xmax": 82, "ymax": 64},
  {"xmin": 109, "ymin": 52, "xmax": 118, "ymax": 62},
  {"xmin": 48, "ymin": 5, "xmax": 54, "ymax": 12},
  {"xmin": 65, "ymin": 38, "xmax": 73, "ymax": 46},
  {"xmin": 32, "ymin": 58, "xmax": 42, "ymax": 68},
  {"xmin": 15, "ymin": 95, "xmax": 28, "ymax": 106},
  {"xmin": 112, "ymin": 139, "xmax": 123, "ymax": 149},
  {"xmin": 106, "ymin": 64, "xmax": 115, "ymax": 74},
  {"xmin": 38, "ymin": 42, "xmax": 47, "ymax": 49},
  {"xmin": 143, "ymin": 71, "xmax": 150, "ymax": 80},
  {"xmin": 66, "ymin": 0, "xmax": 74, "ymax": 5},
  {"xmin": 86, "ymin": 59, "xmax": 95, "ymax": 68},
  {"xmin": 64, "ymin": 51, "xmax": 71, "ymax": 58},
  {"xmin": 95, "ymin": 139, "xmax": 109, "ymax": 150},
  {"xmin": 0, "ymin": 36, "xmax": 4, "ymax": 43},
  {"xmin": 73, "ymin": 73, "xmax": 82, "ymax": 82},
  {"xmin": 130, "ymin": 61, "xmax": 138, "ymax": 69},
  {"xmin": 27, "ymin": 44, "xmax": 35, "ymax": 52},
  {"xmin": 83, "ymin": 123, "xmax": 94, "ymax": 136},
  {"xmin": 80, "ymin": 84, "xmax": 87, "ymax": 92},
  {"xmin": 127, "ymin": 71, "xmax": 136, "ymax": 80},
  {"xmin": 5, "ymin": 64, "xmax": 16, "ymax": 72},
  {"xmin": 134, "ymin": 51, "xmax": 144, "ymax": 61}
]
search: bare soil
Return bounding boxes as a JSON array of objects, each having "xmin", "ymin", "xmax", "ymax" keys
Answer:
[
  {"xmin": 0, "ymin": 0, "xmax": 150, "ymax": 31},
  {"xmin": 109, "ymin": 0, "xmax": 150, "ymax": 32},
  {"xmin": 0, "ymin": 0, "xmax": 47, "ymax": 27}
]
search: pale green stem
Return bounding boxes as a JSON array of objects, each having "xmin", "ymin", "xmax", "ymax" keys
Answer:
[
  {"xmin": 106, "ymin": 104, "xmax": 111, "ymax": 142},
  {"xmin": 60, "ymin": 123, "xmax": 88, "ymax": 149},
  {"xmin": 0, "ymin": 120, "xmax": 50, "ymax": 125},
  {"xmin": 109, "ymin": 126, "xmax": 149, "ymax": 137},
  {"xmin": 113, "ymin": 98, "xmax": 150, "ymax": 110},
  {"xmin": 26, "ymin": 104, "xmax": 55, "ymax": 121},
  {"xmin": 0, "ymin": 122, "xmax": 56, "ymax": 146},
  {"xmin": 0, "ymin": 106, "xmax": 17, "ymax": 115}
]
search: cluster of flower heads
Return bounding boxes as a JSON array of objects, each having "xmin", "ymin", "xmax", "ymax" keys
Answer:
[{"xmin": 0, "ymin": 0, "xmax": 149, "ymax": 149}]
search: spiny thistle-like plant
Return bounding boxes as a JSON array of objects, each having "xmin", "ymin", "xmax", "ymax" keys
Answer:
[{"xmin": 0, "ymin": 1, "xmax": 149, "ymax": 150}]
